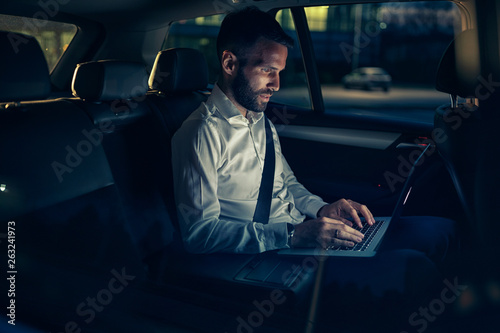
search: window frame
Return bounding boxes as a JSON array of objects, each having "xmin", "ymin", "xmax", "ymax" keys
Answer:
[{"xmin": 286, "ymin": 7, "xmax": 325, "ymax": 114}]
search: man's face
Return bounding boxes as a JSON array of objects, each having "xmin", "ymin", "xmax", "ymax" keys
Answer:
[{"xmin": 231, "ymin": 38, "xmax": 288, "ymax": 112}]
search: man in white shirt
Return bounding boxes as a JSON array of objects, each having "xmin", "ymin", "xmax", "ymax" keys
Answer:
[
  {"xmin": 172, "ymin": 7, "xmax": 376, "ymax": 254},
  {"xmin": 172, "ymin": 8, "xmax": 456, "ymax": 273},
  {"xmin": 171, "ymin": 8, "xmax": 459, "ymax": 327}
]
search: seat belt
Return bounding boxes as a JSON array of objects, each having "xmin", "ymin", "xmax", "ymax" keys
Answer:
[{"xmin": 252, "ymin": 116, "xmax": 275, "ymax": 223}]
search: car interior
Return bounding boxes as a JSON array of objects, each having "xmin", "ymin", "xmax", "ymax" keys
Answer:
[{"xmin": 1, "ymin": 0, "xmax": 500, "ymax": 332}]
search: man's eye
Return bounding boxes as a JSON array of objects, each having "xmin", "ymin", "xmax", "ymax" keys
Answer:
[{"xmin": 262, "ymin": 68, "xmax": 272, "ymax": 73}]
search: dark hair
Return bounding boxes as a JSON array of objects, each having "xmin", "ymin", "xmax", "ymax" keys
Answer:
[{"xmin": 216, "ymin": 6, "xmax": 294, "ymax": 63}]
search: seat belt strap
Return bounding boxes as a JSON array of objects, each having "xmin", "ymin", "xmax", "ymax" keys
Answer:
[{"xmin": 252, "ymin": 116, "xmax": 275, "ymax": 224}]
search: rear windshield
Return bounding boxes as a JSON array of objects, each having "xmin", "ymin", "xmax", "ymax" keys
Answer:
[{"xmin": 0, "ymin": 14, "xmax": 77, "ymax": 72}]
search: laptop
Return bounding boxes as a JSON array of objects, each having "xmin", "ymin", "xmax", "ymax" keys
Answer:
[{"xmin": 278, "ymin": 144, "xmax": 432, "ymax": 257}]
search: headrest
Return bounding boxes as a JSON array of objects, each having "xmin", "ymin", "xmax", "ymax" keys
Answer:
[
  {"xmin": 435, "ymin": 29, "xmax": 481, "ymax": 99},
  {"xmin": 72, "ymin": 60, "xmax": 148, "ymax": 102},
  {"xmin": 148, "ymin": 48, "xmax": 208, "ymax": 94},
  {"xmin": 0, "ymin": 30, "xmax": 51, "ymax": 102}
]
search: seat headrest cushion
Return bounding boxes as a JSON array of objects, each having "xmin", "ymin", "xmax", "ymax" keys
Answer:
[
  {"xmin": 72, "ymin": 60, "xmax": 148, "ymax": 102},
  {"xmin": 148, "ymin": 48, "xmax": 208, "ymax": 94},
  {"xmin": 436, "ymin": 29, "xmax": 481, "ymax": 99},
  {"xmin": 0, "ymin": 30, "xmax": 51, "ymax": 102}
]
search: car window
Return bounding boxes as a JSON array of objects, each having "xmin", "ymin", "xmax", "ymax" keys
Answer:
[
  {"xmin": 0, "ymin": 14, "xmax": 77, "ymax": 72},
  {"xmin": 163, "ymin": 11, "xmax": 311, "ymax": 109},
  {"xmin": 301, "ymin": 1, "xmax": 462, "ymax": 121}
]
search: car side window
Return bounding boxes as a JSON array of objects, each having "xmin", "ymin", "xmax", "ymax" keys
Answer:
[
  {"xmin": 0, "ymin": 14, "xmax": 77, "ymax": 72},
  {"xmin": 301, "ymin": 2, "xmax": 462, "ymax": 119}
]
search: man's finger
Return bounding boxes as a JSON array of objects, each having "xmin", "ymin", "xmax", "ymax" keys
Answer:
[
  {"xmin": 337, "ymin": 216, "xmax": 353, "ymax": 227},
  {"xmin": 330, "ymin": 235, "xmax": 356, "ymax": 248},
  {"xmin": 335, "ymin": 226, "xmax": 364, "ymax": 242},
  {"xmin": 320, "ymin": 216, "xmax": 363, "ymax": 239},
  {"xmin": 348, "ymin": 200, "xmax": 375, "ymax": 226},
  {"xmin": 355, "ymin": 202, "xmax": 375, "ymax": 225},
  {"xmin": 345, "ymin": 203, "xmax": 363, "ymax": 228}
]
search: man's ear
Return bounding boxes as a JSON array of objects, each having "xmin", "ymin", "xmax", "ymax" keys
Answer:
[{"xmin": 221, "ymin": 50, "xmax": 238, "ymax": 76}]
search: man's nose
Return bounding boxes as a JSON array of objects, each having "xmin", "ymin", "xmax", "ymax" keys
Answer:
[{"xmin": 268, "ymin": 73, "xmax": 280, "ymax": 91}]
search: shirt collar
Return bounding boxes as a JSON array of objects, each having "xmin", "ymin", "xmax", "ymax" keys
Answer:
[{"xmin": 208, "ymin": 83, "xmax": 264, "ymax": 126}]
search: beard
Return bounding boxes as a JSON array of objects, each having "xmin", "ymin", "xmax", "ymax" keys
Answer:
[{"xmin": 232, "ymin": 66, "xmax": 273, "ymax": 112}]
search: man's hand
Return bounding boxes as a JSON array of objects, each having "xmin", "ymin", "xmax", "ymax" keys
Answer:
[
  {"xmin": 317, "ymin": 198, "xmax": 375, "ymax": 229},
  {"xmin": 291, "ymin": 217, "xmax": 365, "ymax": 249}
]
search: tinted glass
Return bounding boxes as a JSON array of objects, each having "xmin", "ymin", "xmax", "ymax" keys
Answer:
[
  {"xmin": 304, "ymin": 2, "xmax": 461, "ymax": 120},
  {"xmin": 0, "ymin": 14, "xmax": 77, "ymax": 72}
]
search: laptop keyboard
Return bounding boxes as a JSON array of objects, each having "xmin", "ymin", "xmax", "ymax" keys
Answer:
[{"xmin": 327, "ymin": 219, "xmax": 386, "ymax": 251}]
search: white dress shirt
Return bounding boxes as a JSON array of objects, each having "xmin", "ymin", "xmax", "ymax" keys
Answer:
[{"xmin": 172, "ymin": 84, "xmax": 327, "ymax": 253}]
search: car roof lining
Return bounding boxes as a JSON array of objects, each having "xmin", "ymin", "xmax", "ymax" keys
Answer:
[
  {"xmin": 2, "ymin": 0, "xmax": 474, "ymax": 93},
  {"xmin": 2, "ymin": 0, "xmax": 472, "ymax": 31}
]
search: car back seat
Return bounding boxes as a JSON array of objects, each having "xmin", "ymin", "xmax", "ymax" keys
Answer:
[
  {"xmin": 0, "ymin": 33, "xmax": 147, "ymax": 331},
  {"xmin": 69, "ymin": 51, "xmax": 210, "ymax": 260},
  {"xmin": 71, "ymin": 60, "xmax": 177, "ymax": 260},
  {"xmin": 145, "ymin": 48, "xmax": 210, "ymax": 236},
  {"xmin": 147, "ymin": 47, "xmax": 210, "ymax": 134}
]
